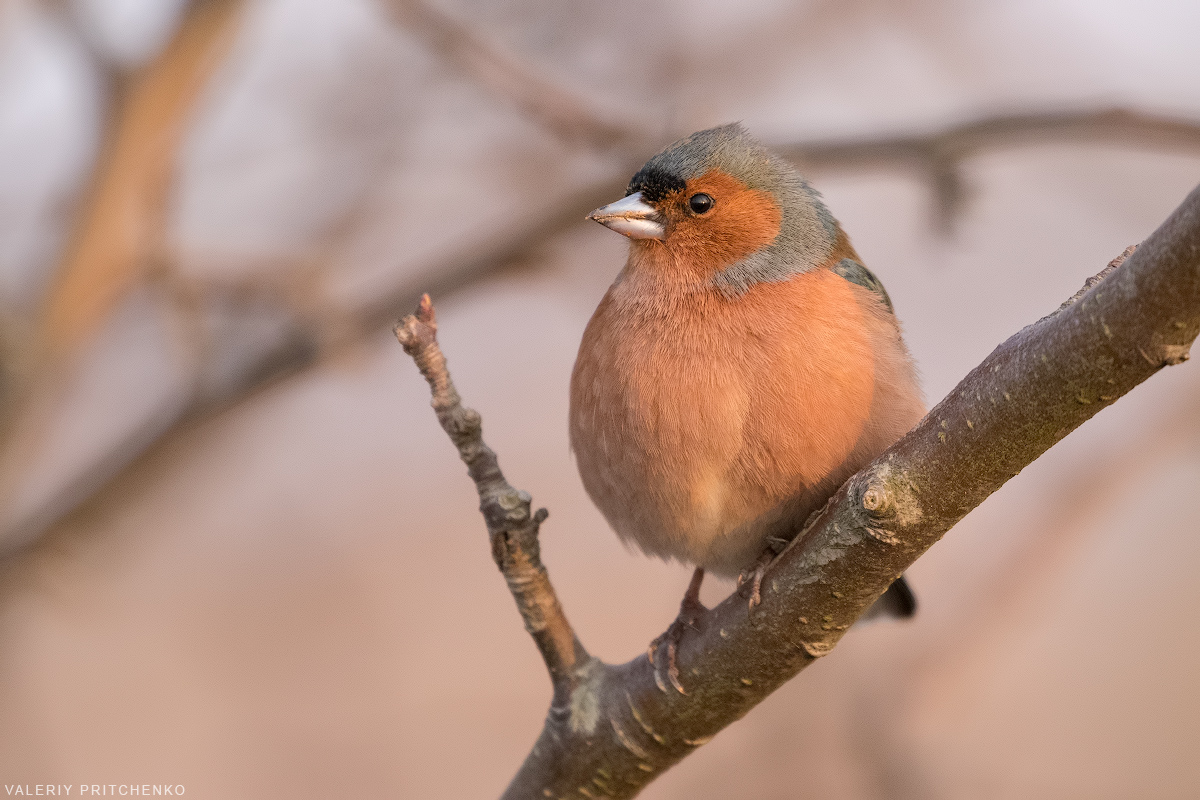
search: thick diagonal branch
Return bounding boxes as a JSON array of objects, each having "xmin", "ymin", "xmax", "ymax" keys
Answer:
[
  {"xmin": 399, "ymin": 182, "xmax": 1200, "ymax": 798},
  {"xmin": 394, "ymin": 295, "xmax": 587, "ymax": 692}
]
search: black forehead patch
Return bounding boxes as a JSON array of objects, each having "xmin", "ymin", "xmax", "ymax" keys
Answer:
[{"xmin": 627, "ymin": 166, "xmax": 686, "ymax": 204}]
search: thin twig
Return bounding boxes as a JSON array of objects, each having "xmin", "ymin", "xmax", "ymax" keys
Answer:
[{"xmin": 394, "ymin": 294, "xmax": 588, "ymax": 692}]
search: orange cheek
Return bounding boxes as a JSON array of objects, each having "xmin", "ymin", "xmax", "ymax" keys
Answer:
[{"xmin": 667, "ymin": 172, "xmax": 782, "ymax": 273}]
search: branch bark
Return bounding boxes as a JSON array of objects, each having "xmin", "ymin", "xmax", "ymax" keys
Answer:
[{"xmin": 396, "ymin": 182, "xmax": 1200, "ymax": 799}]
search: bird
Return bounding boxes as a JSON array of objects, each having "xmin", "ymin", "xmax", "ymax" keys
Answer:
[{"xmin": 569, "ymin": 123, "xmax": 925, "ymax": 691}]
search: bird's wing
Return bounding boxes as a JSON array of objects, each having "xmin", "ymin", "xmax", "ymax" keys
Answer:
[{"xmin": 831, "ymin": 258, "xmax": 893, "ymax": 313}]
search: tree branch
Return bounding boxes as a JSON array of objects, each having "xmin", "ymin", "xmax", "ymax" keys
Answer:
[
  {"xmin": 782, "ymin": 108, "xmax": 1200, "ymax": 167},
  {"xmin": 396, "ymin": 182, "xmax": 1200, "ymax": 798},
  {"xmin": 780, "ymin": 108, "xmax": 1200, "ymax": 231},
  {"xmin": 393, "ymin": 295, "xmax": 588, "ymax": 694}
]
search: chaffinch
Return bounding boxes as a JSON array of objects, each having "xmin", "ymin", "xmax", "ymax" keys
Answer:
[{"xmin": 570, "ymin": 124, "xmax": 924, "ymax": 690}]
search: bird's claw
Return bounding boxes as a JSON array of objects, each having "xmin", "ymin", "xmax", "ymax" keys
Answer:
[
  {"xmin": 649, "ymin": 570, "xmax": 706, "ymax": 695},
  {"xmin": 739, "ymin": 550, "xmax": 775, "ymax": 611},
  {"xmin": 666, "ymin": 636, "xmax": 686, "ymax": 694},
  {"xmin": 650, "ymin": 601, "xmax": 705, "ymax": 695},
  {"xmin": 748, "ymin": 567, "xmax": 765, "ymax": 609}
]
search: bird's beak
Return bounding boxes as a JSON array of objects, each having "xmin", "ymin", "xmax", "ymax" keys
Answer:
[{"xmin": 586, "ymin": 192, "xmax": 666, "ymax": 240}]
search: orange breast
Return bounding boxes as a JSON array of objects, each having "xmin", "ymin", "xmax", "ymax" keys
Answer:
[{"xmin": 569, "ymin": 261, "xmax": 879, "ymax": 575}]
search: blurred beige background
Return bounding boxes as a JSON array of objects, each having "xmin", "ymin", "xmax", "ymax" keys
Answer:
[{"xmin": 1, "ymin": 0, "xmax": 1199, "ymax": 797}]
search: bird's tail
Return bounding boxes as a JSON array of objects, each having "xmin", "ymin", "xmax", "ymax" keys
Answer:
[{"xmin": 860, "ymin": 575, "xmax": 917, "ymax": 620}]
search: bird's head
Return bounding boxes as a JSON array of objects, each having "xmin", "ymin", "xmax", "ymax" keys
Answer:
[{"xmin": 587, "ymin": 123, "xmax": 840, "ymax": 292}]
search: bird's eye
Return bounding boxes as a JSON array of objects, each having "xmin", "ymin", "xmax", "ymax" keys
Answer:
[{"xmin": 688, "ymin": 193, "xmax": 714, "ymax": 214}]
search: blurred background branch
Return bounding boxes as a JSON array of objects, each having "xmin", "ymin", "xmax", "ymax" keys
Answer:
[
  {"xmin": 383, "ymin": 0, "xmax": 648, "ymax": 152},
  {"xmin": 9, "ymin": 98, "xmax": 1200, "ymax": 553},
  {"xmin": 39, "ymin": 0, "xmax": 241, "ymax": 356}
]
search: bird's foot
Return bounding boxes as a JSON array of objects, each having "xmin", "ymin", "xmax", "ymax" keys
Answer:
[
  {"xmin": 737, "ymin": 548, "xmax": 778, "ymax": 610},
  {"xmin": 648, "ymin": 568, "xmax": 706, "ymax": 695}
]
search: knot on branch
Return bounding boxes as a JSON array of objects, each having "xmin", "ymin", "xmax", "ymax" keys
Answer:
[
  {"xmin": 860, "ymin": 485, "xmax": 893, "ymax": 516},
  {"xmin": 853, "ymin": 462, "xmax": 922, "ymax": 544},
  {"xmin": 483, "ymin": 488, "xmax": 533, "ymax": 529},
  {"xmin": 443, "ymin": 406, "xmax": 482, "ymax": 443},
  {"xmin": 486, "ymin": 498, "xmax": 541, "ymax": 572}
]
